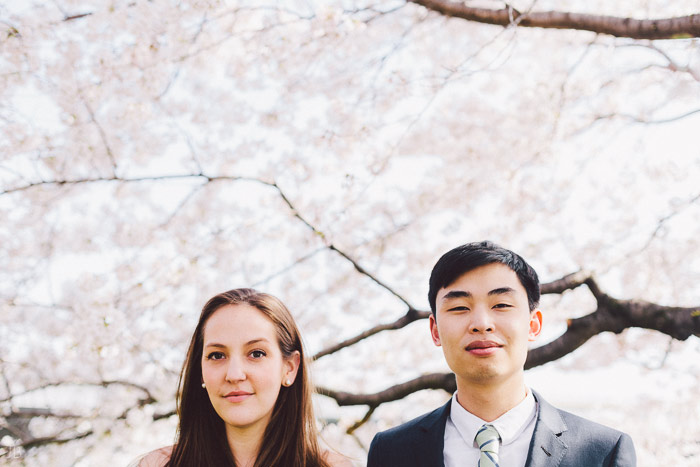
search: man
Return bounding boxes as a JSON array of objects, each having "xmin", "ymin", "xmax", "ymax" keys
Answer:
[{"xmin": 367, "ymin": 241, "xmax": 635, "ymax": 467}]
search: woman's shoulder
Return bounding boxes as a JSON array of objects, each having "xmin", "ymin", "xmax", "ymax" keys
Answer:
[
  {"xmin": 323, "ymin": 449, "xmax": 355, "ymax": 467},
  {"xmin": 133, "ymin": 445, "xmax": 173, "ymax": 467}
]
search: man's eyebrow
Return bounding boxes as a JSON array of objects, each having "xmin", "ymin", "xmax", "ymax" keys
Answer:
[
  {"xmin": 488, "ymin": 287, "xmax": 516, "ymax": 296},
  {"xmin": 442, "ymin": 290, "xmax": 472, "ymax": 300}
]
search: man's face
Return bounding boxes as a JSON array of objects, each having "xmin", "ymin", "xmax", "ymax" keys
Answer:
[{"xmin": 430, "ymin": 262, "xmax": 542, "ymax": 389}]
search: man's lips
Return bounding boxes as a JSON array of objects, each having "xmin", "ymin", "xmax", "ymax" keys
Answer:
[
  {"xmin": 465, "ymin": 341, "xmax": 502, "ymax": 355},
  {"xmin": 465, "ymin": 340, "xmax": 502, "ymax": 350}
]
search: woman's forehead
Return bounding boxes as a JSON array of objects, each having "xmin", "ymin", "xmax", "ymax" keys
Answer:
[{"xmin": 203, "ymin": 304, "xmax": 277, "ymax": 343}]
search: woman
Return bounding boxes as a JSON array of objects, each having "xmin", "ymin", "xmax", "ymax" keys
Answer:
[{"xmin": 137, "ymin": 288, "xmax": 351, "ymax": 467}]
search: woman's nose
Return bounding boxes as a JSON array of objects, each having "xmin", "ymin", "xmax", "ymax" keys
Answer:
[{"xmin": 225, "ymin": 358, "xmax": 246, "ymax": 382}]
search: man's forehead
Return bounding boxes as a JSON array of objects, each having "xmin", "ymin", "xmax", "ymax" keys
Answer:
[{"xmin": 437, "ymin": 264, "xmax": 525, "ymax": 298}]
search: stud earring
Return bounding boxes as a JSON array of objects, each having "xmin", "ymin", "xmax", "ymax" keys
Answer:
[
  {"xmin": 285, "ymin": 379, "xmax": 292, "ymax": 386},
  {"xmin": 201, "ymin": 383, "xmax": 206, "ymax": 388}
]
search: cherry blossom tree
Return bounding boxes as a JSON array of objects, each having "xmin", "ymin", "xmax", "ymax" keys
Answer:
[{"xmin": 1, "ymin": 1, "xmax": 698, "ymax": 465}]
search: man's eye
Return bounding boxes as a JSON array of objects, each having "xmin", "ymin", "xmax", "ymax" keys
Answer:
[
  {"xmin": 493, "ymin": 303, "xmax": 512, "ymax": 308},
  {"xmin": 448, "ymin": 306, "xmax": 469, "ymax": 311},
  {"xmin": 206, "ymin": 351, "xmax": 225, "ymax": 360},
  {"xmin": 250, "ymin": 350, "xmax": 267, "ymax": 359}
]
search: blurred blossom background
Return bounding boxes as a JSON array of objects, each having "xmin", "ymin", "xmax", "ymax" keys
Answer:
[{"xmin": 1, "ymin": 1, "xmax": 699, "ymax": 465}]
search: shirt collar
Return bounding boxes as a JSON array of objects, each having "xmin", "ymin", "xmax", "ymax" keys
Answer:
[{"xmin": 449, "ymin": 388, "xmax": 536, "ymax": 446}]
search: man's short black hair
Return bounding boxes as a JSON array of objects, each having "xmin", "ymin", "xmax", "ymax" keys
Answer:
[{"xmin": 428, "ymin": 240, "xmax": 540, "ymax": 314}]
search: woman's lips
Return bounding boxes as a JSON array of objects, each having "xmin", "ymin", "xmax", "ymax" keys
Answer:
[{"xmin": 224, "ymin": 391, "xmax": 253, "ymax": 403}]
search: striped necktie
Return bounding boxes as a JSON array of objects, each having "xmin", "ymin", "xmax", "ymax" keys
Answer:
[{"xmin": 475, "ymin": 424, "xmax": 500, "ymax": 467}]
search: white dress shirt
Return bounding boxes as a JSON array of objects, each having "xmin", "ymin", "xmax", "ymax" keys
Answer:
[{"xmin": 444, "ymin": 389, "xmax": 537, "ymax": 467}]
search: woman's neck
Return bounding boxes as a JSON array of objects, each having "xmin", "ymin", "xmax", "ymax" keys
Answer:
[{"xmin": 225, "ymin": 422, "xmax": 266, "ymax": 467}]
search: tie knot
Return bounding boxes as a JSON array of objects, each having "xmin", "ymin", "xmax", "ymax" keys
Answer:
[{"xmin": 475, "ymin": 424, "xmax": 500, "ymax": 454}]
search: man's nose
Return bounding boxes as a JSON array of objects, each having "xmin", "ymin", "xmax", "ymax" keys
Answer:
[{"xmin": 469, "ymin": 306, "xmax": 494, "ymax": 333}]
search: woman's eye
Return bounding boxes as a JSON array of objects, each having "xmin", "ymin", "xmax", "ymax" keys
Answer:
[
  {"xmin": 206, "ymin": 351, "xmax": 225, "ymax": 360},
  {"xmin": 250, "ymin": 350, "xmax": 266, "ymax": 359}
]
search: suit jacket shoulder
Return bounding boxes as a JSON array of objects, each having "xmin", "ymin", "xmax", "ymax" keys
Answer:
[
  {"xmin": 527, "ymin": 390, "xmax": 636, "ymax": 467},
  {"xmin": 367, "ymin": 390, "xmax": 635, "ymax": 467},
  {"xmin": 367, "ymin": 401, "xmax": 450, "ymax": 467}
]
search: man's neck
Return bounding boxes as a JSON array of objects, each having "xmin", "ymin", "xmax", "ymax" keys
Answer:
[{"xmin": 455, "ymin": 376, "xmax": 528, "ymax": 422}]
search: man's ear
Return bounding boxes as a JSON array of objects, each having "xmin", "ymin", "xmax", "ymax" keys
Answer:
[
  {"xmin": 429, "ymin": 314, "xmax": 442, "ymax": 347},
  {"xmin": 528, "ymin": 309, "xmax": 543, "ymax": 341}
]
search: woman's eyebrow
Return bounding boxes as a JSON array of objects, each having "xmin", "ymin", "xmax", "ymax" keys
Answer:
[
  {"xmin": 245, "ymin": 338, "xmax": 270, "ymax": 346},
  {"xmin": 203, "ymin": 342, "xmax": 227, "ymax": 349},
  {"xmin": 204, "ymin": 338, "xmax": 270, "ymax": 348}
]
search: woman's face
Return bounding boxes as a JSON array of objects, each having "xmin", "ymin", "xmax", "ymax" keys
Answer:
[{"xmin": 201, "ymin": 304, "xmax": 299, "ymax": 434}]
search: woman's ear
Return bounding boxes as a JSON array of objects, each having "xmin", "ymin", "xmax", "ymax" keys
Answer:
[{"xmin": 282, "ymin": 350, "xmax": 301, "ymax": 386}]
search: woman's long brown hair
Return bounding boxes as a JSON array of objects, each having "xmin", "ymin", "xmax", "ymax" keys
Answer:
[{"xmin": 166, "ymin": 288, "xmax": 331, "ymax": 467}]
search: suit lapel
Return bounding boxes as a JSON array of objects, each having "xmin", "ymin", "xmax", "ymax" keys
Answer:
[
  {"xmin": 525, "ymin": 391, "xmax": 569, "ymax": 467},
  {"xmin": 416, "ymin": 400, "xmax": 451, "ymax": 467}
]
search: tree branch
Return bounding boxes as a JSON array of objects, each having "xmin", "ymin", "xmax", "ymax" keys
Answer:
[
  {"xmin": 633, "ymin": 191, "xmax": 700, "ymax": 254},
  {"xmin": 319, "ymin": 288, "xmax": 700, "ymax": 407},
  {"xmin": 0, "ymin": 174, "xmax": 278, "ymax": 196},
  {"xmin": 272, "ymin": 182, "xmax": 419, "ymax": 311},
  {"xmin": 78, "ymin": 90, "xmax": 118, "ymax": 175},
  {"xmin": 540, "ymin": 270, "xmax": 591, "ymax": 294},
  {"xmin": 410, "ymin": 1, "xmax": 700, "ymax": 39},
  {"xmin": 153, "ymin": 409, "xmax": 177, "ymax": 421},
  {"xmin": 5, "ymin": 408, "xmax": 82, "ymax": 419},
  {"xmin": 346, "ymin": 405, "xmax": 377, "ymax": 434},
  {"xmin": 1, "ymin": 174, "xmax": 418, "ymax": 314},
  {"xmin": 0, "ymin": 174, "xmax": 203, "ymax": 195},
  {"xmin": 329, "ymin": 245, "xmax": 418, "ymax": 310},
  {"xmin": 252, "ymin": 247, "xmax": 326, "ymax": 288},
  {"xmin": 643, "ymin": 43, "xmax": 700, "ymax": 82},
  {"xmin": 317, "ymin": 372, "xmax": 455, "ymax": 406},
  {"xmin": 0, "ymin": 379, "xmax": 156, "ymax": 404},
  {"xmin": 526, "ymin": 298, "xmax": 700, "ymax": 368},
  {"xmin": 313, "ymin": 272, "xmax": 606, "ymax": 359},
  {"xmin": 63, "ymin": 13, "xmax": 92, "ymax": 22},
  {"xmin": 313, "ymin": 308, "xmax": 430, "ymax": 360},
  {"xmin": 16, "ymin": 430, "xmax": 93, "ymax": 450}
]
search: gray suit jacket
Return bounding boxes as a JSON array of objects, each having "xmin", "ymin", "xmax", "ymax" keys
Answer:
[{"xmin": 367, "ymin": 390, "xmax": 636, "ymax": 467}]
